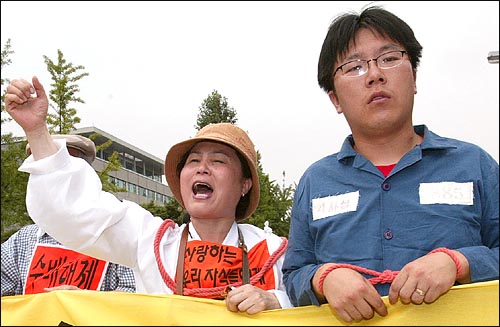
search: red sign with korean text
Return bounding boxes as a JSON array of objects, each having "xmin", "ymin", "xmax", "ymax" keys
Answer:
[
  {"xmin": 183, "ymin": 239, "xmax": 276, "ymax": 298},
  {"xmin": 24, "ymin": 244, "xmax": 108, "ymax": 294}
]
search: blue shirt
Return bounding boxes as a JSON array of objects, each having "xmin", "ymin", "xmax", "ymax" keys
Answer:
[{"xmin": 282, "ymin": 125, "xmax": 499, "ymax": 306}]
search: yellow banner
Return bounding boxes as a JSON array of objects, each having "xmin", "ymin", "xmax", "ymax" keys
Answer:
[{"xmin": 2, "ymin": 280, "xmax": 498, "ymax": 326}]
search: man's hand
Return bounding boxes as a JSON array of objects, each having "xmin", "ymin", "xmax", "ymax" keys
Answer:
[
  {"xmin": 388, "ymin": 251, "xmax": 460, "ymax": 305},
  {"xmin": 313, "ymin": 265, "xmax": 388, "ymax": 323},
  {"xmin": 44, "ymin": 285, "xmax": 82, "ymax": 292},
  {"xmin": 5, "ymin": 76, "xmax": 49, "ymax": 134},
  {"xmin": 5, "ymin": 76, "xmax": 57, "ymax": 160}
]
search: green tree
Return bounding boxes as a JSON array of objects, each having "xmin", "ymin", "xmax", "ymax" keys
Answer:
[
  {"xmin": 1, "ymin": 39, "xmax": 32, "ymax": 242},
  {"xmin": 42, "ymin": 50, "xmax": 123, "ymax": 193},
  {"xmin": 195, "ymin": 90, "xmax": 237, "ymax": 130},
  {"xmin": 89, "ymin": 135, "xmax": 125, "ymax": 193},
  {"xmin": 0, "ymin": 139, "xmax": 30, "ymax": 242},
  {"xmin": 247, "ymin": 153, "xmax": 294, "ymax": 237},
  {"xmin": 140, "ymin": 197, "xmax": 186, "ymax": 224},
  {"xmin": 1, "ymin": 38, "xmax": 14, "ymax": 125},
  {"xmin": 43, "ymin": 49, "xmax": 89, "ymax": 134}
]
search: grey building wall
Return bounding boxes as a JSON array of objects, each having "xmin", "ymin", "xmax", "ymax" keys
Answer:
[{"xmin": 73, "ymin": 127, "xmax": 173, "ymax": 206}]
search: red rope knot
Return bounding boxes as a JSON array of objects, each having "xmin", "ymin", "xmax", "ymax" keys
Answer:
[
  {"xmin": 318, "ymin": 264, "xmax": 401, "ymax": 293},
  {"xmin": 369, "ymin": 269, "xmax": 398, "ymax": 285},
  {"xmin": 318, "ymin": 247, "xmax": 461, "ymax": 294}
]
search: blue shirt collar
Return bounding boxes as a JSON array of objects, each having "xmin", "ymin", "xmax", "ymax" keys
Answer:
[{"xmin": 337, "ymin": 124, "xmax": 457, "ymax": 162}]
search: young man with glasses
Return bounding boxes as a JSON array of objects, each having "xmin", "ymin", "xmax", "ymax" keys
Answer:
[{"xmin": 282, "ymin": 5, "xmax": 499, "ymax": 323}]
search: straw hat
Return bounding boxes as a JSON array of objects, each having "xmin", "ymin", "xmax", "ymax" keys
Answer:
[
  {"xmin": 165, "ymin": 123, "xmax": 260, "ymax": 221},
  {"xmin": 26, "ymin": 134, "xmax": 96, "ymax": 164}
]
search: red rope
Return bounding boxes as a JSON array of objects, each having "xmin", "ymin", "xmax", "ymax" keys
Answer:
[
  {"xmin": 154, "ymin": 220, "xmax": 288, "ymax": 297},
  {"xmin": 154, "ymin": 219, "xmax": 177, "ymax": 292},
  {"xmin": 428, "ymin": 247, "xmax": 462, "ymax": 279},
  {"xmin": 317, "ymin": 247, "xmax": 463, "ymax": 294},
  {"xmin": 318, "ymin": 264, "xmax": 399, "ymax": 294}
]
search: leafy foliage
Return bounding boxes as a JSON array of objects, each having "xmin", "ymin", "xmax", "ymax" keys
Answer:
[
  {"xmin": 140, "ymin": 197, "xmax": 187, "ymax": 225},
  {"xmin": 43, "ymin": 49, "xmax": 89, "ymax": 134},
  {"xmin": 1, "ymin": 38, "xmax": 14, "ymax": 125},
  {"xmin": 1, "ymin": 139, "xmax": 31, "ymax": 242},
  {"xmin": 90, "ymin": 135, "xmax": 125, "ymax": 193},
  {"xmin": 1, "ymin": 39, "xmax": 32, "ymax": 242},
  {"xmin": 195, "ymin": 90, "xmax": 237, "ymax": 130},
  {"xmin": 246, "ymin": 151, "xmax": 294, "ymax": 237}
]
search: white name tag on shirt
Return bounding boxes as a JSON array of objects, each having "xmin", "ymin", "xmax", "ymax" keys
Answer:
[
  {"xmin": 312, "ymin": 191, "xmax": 359, "ymax": 220},
  {"xmin": 419, "ymin": 182, "xmax": 473, "ymax": 205}
]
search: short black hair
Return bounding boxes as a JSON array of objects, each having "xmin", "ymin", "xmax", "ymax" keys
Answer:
[{"xmin": 318, "ymin": 6, "xmax": 423, "ymax": 93}]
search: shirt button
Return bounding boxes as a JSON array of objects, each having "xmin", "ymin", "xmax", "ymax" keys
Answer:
[
  {"xmin": 384, "ymin": 229, "xmax": 393, "ymax": 240},
  {"xmin": 381, "ymin": 181, "xmax": 391, "ymax": 191}
]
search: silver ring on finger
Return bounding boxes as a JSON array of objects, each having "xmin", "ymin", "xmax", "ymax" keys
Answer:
[{"xmin": 414, "ymin": 288, "xmax": 425, "ymax": 296}]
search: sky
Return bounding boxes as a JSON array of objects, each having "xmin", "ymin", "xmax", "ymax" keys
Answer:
[{"xmin": 2, "ymin": 1, "xmax": 499, "ymax": 187}]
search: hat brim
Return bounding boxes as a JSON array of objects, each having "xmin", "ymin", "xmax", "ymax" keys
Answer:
[{"xmin": 165, "ymin": 133, "xmax": 259, "ymax": 221}]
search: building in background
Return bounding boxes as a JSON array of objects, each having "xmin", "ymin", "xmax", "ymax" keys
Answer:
[
  {"xmin": 73, "ymin": 126, "xmax": 172, "ymax": 206},
  {"xmin": 488, "ymin": 51, "xmax": 499, "ymax": 64}
]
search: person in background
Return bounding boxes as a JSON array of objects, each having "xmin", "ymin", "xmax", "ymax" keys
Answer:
[
  {"xmin": 1, "ymin": 134, "xmax": 136, "ymax": 296},
  {"xmin": 282, "ymin": 5, "xmax": 499, "ymax": 323},
  {"xmin": 3, "ymin": 81, "xmax": 292, "ymax": 313}
]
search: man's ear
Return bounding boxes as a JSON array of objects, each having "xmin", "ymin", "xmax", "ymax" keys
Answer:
[
  {"xmin": 328, "ymin": 90, "xmax": 342, "ymax": 114},
  {"xmin": 414, "ymin": 71, "xmax": 418, "ymax": 94}
]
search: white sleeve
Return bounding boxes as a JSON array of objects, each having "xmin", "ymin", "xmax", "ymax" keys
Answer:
[
  {"xmin": 18, "ymin": 138, "xmax": 158, "ymax": 268},
  {"xmin": 269, "ymin": 289, "xmax": 294, "ymax": 309}
]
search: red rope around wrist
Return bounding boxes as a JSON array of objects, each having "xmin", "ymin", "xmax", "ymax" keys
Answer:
[
  {"xmin": 317, "ymin": 247, "xmax": 462, "ymax": 295},
  {"xmin": 317, "ymin": 263, "xmax": 399, "ymax": 294},
  {"xmin": 428, "ymin": 247, "xmax": 462, "ymax": 279},
  {"xmin": 318, "ymin": 264, "xmax": 340, "ymax": 294}
]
